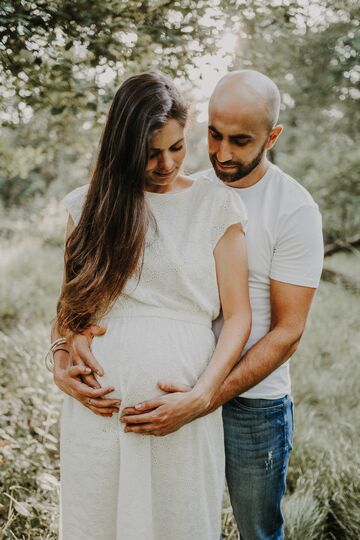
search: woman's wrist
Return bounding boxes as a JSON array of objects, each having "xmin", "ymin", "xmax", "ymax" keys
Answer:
[
  {"xmin": 53, "ymin": 348, "xmax": 71, "ymax": 371},
  {"xmin": 188, "ymin": 387, "xmax": 213, "ymax": 414}
]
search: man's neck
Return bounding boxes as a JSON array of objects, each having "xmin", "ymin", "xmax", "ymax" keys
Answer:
[{"xmin": 224, "ymin": 157, "xmax": 271, "ymax": 189}]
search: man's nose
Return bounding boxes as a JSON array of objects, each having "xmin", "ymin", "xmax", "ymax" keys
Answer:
[
  {"xmin": 216, "ymin": 141, "xmax": 232, "ymax": 163},
  {"xmin": 159, "ymin": 152, "xmax": 174, "ymax": 171}
]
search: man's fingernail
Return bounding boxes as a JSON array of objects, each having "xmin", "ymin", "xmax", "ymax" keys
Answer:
[
  {"xmin": 135, "ymin": 404, "xmax": 144, "ymax": 410},
  {"xmin": 85, "ymin": 368, "xmax": 91, "ymax": 373}
]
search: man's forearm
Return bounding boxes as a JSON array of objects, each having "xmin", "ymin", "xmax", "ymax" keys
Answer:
[{"xmin": 212, "ymin": 327, "xmax": 300, "ymax": 408}]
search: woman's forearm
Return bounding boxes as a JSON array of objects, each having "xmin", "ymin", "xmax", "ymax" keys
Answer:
[
  {"xmin": 51, "ymin": 318, "xmax": 62, "ymax": 342},
  {"xmin": 190, "ymin": 223, "xmax": 251, "ymax": 411},
  {"xmin": 191, "ymin": 313, "xmax": 251, "ymax": 408},
  {"xmin": 50, "ymin": 319, "xmax": 72, "ymax": 370}
]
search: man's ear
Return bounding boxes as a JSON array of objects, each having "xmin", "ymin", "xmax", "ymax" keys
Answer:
[{"xmin": 266, "ymin": 125, "xmax": 283, "ymax": 149}]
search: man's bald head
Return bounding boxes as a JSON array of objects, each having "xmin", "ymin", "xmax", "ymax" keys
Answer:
[
  {"xmin": 209, "ymin": 70, "xmax": 281, "ymax": 131},
  {"xmin": 207, "ymin": 70, "xmax": 283, "ymax": 185}
]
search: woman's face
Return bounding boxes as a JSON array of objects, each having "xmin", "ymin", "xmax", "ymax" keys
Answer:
[{"xmin": 145, "ymin": 119, "xmax": 186, "ymax": 191}]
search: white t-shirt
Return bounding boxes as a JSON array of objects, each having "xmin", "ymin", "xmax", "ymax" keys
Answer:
[{"xmin": 193, "ymin": 164, "xmax": 324, "ymax": 399}]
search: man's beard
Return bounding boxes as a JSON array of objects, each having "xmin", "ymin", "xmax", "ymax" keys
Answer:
[{"xmin": 210, "ymin": 141, "xmax": 267, "ymax": 183}]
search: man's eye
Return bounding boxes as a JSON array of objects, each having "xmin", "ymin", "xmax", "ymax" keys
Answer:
[
  {"xmin": 234, "ymin": 141, "xmax": 249, "ymax": 147},
  {"xmin": 209, "ymin": 131, "xmax": 221, "ymax": 140}
]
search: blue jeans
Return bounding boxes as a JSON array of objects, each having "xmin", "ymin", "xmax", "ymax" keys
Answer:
[{"xmin": 222, "ymin": 395, "xmax": 294, "ymax": 540}]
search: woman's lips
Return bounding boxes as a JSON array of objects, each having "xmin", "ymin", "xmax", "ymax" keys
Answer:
[{"xmin": 154, "ymin": 168, "xmax": 176, "ymax": 177}]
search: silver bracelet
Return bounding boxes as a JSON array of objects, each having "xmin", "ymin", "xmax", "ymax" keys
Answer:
[{"xmin": 45, "ymin": 337, "xmax": 69, "ymax": 373}]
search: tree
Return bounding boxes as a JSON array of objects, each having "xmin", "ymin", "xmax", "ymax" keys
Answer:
[
  {"xmin": 0, "ymin": 0, "xmax": 223, "ymax": 203},
  {"xmin": 0, "ymin": 0, "xmax": 220, "ymax": 117}
]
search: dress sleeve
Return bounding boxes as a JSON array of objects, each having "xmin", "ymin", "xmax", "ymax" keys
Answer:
[
  {"xmin": 210, "ymin": 188, "xmax": 248, "ymax": 249},
  {"xmin": 270, "ymin": 204, "xmax": 324, "ymax": 287},
  {"xmin": 62, "ymin": 184, "xmax": 88, "ymax": 225}
]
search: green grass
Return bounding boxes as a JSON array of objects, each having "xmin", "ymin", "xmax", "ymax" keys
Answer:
[
  {"xmin": 284, "ymin": 276, "xmax": 360, "ymax": 540},
  {"xmin": 0, "ymin": 200, "xmax": 359, "ymax": 539}
]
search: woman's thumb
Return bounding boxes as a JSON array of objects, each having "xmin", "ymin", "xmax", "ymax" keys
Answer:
[{"xmin": 89, "ymin": 324, "xmax": 107, "ymax": 337}]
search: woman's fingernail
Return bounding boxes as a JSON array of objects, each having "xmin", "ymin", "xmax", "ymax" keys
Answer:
[{"xmin": 135, "ymin": 404, "xmax": 144, "ymax": 410}]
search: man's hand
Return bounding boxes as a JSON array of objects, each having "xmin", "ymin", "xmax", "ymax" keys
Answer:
[
  {"xmin": 158, "ymin": 380, "xmax": 224, "ymax": 416},
  {"xmin": 54, "ymin": 358, "xmax": 121, "ymax": 417},
  {"xmin": 120, "ymin": 380, "xmax": 203, "ymax": 436}
]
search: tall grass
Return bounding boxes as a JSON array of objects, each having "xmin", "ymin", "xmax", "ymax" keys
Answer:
[
  {"xmin": 284, "ymin": 254, "xmax": 360, "ymax": 540},
  {"xmin": 0, "ymin": 202, "xmax": 359, "ymax": 539}
]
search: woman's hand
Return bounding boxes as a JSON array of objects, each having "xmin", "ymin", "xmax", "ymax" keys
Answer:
[
  {"xmin": 53, "ymin": 349, "xmax": 121, "ymax": 417},
  {"xmin": 70, "ymin": 324, "xmax": 107, "ymax": 389},
  {"xmin": 120, "ymin": 385, "xmax": 207, "ymax": 436}
]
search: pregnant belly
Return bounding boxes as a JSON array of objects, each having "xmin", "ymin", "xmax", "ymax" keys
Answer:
[{"xmin": 91, "ymin": 317, "xmax": 215, "ymax": 408}]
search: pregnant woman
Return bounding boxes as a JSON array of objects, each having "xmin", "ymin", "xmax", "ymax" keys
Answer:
[{"xmin": 51, "ymin": 71, "xmax": 251, "ymax": 540}]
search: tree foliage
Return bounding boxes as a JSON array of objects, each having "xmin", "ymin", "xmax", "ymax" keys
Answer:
[
  {"xmin": 0, "ymin": 0, "xmax": 222, "ymax": 203},
  {"xmin": 1, "ymin": 0, "xmax": 218, "ymax": 115},
  {"xmin": 0, "ymin": 0, "xmax": 359, "ymax": 243},
  {"xmin": 221, "ymin": 0, "xmax": 360, "ymax": 242}
]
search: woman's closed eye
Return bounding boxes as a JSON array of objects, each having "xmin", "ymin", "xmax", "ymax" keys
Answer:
[{"xmin": 149, "ymin": 145, "xmax": 183, "ymax": 159}]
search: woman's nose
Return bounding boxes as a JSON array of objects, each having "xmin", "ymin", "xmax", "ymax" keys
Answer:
[{"xmin": 158, "ymin": 152, "xmax": 174, "ymax": 171}]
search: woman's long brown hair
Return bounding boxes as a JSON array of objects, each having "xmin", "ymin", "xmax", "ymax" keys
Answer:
[{"xmin": 56, "ymin": 71, "xmax": 188, "ymax": 335}]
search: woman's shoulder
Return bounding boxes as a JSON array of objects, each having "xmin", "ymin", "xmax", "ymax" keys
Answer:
[
  {"xmin": 63, "ymin": 183, "xmax": 88, "ymax": 204},
  {"xmin": 62, "ymin": 184, "xmax": 89, "ymax": 224},
  {"xmin": 190, "ymin": 177, "xmax": 248, "ymax": 241},
  {"xmin": 194, "ymin": 176, "xmax": 247, "ymax": 212}
]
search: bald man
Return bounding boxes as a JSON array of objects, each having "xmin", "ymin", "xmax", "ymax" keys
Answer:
[
  {"xmin": 187, "ymin": 70, "xmax": 323, "ymax": 538},
  {"xmin": 197, "ymin": 70, "xmax": 323, "ymax": 538},
  {"xmin": 54, "ymin": 70, "xmax": 324, "ymax": 539}
]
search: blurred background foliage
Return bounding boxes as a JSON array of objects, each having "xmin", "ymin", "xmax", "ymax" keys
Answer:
[
  {"xmin": 1, "ymin": 1, "xmax": 360, "ymax": 539},
  {"xmin": 1, "ymin": 0, "xmax": 359, "ymax": 244}
]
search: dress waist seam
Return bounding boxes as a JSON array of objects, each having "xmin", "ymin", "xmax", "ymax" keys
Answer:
[{"xmin": 101, "ymin": 306, "xmax": 212, "ymax": 327}]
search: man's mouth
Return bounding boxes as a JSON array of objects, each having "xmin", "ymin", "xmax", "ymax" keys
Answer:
[{"xmin": 215, "ymin": 160, "xmax": 238, "ymax": 170}]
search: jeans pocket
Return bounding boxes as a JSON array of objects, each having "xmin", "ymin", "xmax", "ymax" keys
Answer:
[
  {"xmin": 234, "ymin": 396, "xmax": 285, "ymax": 412},
  {"xmin": 291, "ymin": 400, "xmax": 295, "ymax": 431},
  {"xmin": 284, "ymin": 399, "xmax": 294, "ymax": 452}
]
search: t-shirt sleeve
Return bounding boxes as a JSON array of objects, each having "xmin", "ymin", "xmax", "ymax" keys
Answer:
[
  {"xmin": 62, "ymin": 185, "xmax": 88, "ymax": 225},
  {"xmin": 270, "ymin": 204, "xmax": 324, "ymax": 288},
  {"xmin": 211, "ymin": 189, "xmax": 248, "ymax": 249}
]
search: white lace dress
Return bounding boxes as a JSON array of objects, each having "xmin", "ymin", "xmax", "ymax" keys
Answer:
[{"xmin": 59, "ymin": 178, "xmax": 247, "ymax": 540}]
